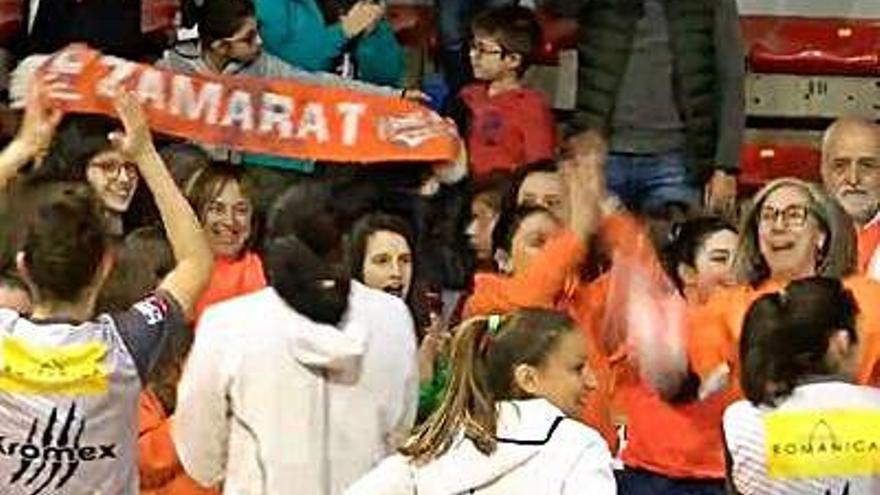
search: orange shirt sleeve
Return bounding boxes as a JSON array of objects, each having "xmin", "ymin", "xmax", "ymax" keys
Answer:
[
  {"xmin": 138, "ymin": 391, "xmax": 181, "ymax": 489},
  {"xmin": 845, "ymin": 277, "xmax": 880, "ymax": 385},
  {"xmin": 686, "ymin": 298, "xmax": 734, "ymax": 384},
  {"xmin": 463, "ymin": 230, "xmax": 587, "ymax": 318},
  {"xmin": 857, "ymin": 223, "xmax": 880, "ymax": 273}
]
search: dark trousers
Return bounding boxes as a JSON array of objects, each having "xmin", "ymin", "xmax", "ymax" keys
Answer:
[{"xmin": 617, "ymin": 468, "xmax": 725, "ymax": 495}]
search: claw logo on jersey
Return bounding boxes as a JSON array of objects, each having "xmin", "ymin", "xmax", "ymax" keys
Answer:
[
  {"xmin": 826, "ymin": 483, "xmax": 850, "ymax": 495},
  {"xmin": 1, "ymin": 403, "xmax": 116, "ymax": 495}
]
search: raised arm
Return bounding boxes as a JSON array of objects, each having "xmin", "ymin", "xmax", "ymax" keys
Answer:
[
  {"xmin": 464, "ymin": 135, "xmax": 604, "ymax": 317},
  {"xmin": 0, "ymin": 76, "xmax": 62, "ymax": 190},
  {"xmin": 110, "ymin": 93, "xmax": 212, "ymax": 318}
]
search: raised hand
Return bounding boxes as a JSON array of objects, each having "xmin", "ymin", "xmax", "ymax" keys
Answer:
[
  {"xmin": 108, "ymin": 92, "xmax": 156, "ymax": 162},
  {"xmin": 341, "ymin": 1, "xmax": 385, "ymax": 39},
  {"xmin": 561, "ymin": 130, "xmax": 609, "ymax": 241},
  {"xmin": 417, "ymin": 313, "xmax": 450, "ymax": 385},
  {"xmin": 15, "ymin": 73, "xmax": 64, "ymax": 159},
  {"xmin": 0, "ymin": 73, "xmax": 64, "ymax": 189},
  {"xmin": 704, "ymin": 169, "xmax": 737, "ymax": 219}
]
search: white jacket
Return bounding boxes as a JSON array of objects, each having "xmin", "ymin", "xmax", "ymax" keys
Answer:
[
  {"xmin": 345, "ymin": 399, "xmax": 616, "ymax": 495},
  {"xmin": 173, "ymin": 283, "xmax": 418, "ymax": 495}
]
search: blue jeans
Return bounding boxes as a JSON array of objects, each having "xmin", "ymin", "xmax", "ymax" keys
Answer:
[
  {"xmin": 606, "ymin": 151, "xmax": 701, "ymax": 217},
  {"xmin": 435, "ymin": 0, "xmax": 515, "ymax": 93},
  {"xmin": 616, "ymin": 469, "xmax": 725, "ymax": 495}
]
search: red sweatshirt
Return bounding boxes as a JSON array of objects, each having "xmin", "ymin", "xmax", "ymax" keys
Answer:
[{"xmin": 460, "ymin": 83, "xmax": 557, "ymax": 179}]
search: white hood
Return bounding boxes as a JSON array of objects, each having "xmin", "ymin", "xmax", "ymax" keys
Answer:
[
  {"xmin": 345, "ymin": 399, "xmax": 616, "ymax": 495},
  {"xmin": 412, "ymin": 401, "xmax": 561, "ymax": 494},
  {"xmin": 270, "ymin": 288, "xmax": 369, "ymax": 379}
]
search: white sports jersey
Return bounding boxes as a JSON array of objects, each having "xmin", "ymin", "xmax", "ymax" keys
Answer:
[
  {"xmin": 0, "ymin": 292, "xmax": 184, "ymax": 495},
  {"xmin": 724, "ymin": 380, "xmax": 880, "ymax": 495}
]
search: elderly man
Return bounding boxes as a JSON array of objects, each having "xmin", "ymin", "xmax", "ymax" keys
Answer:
[{"xmin": 820, "ymin": 118, "xmax": 880, "ymax": 272}]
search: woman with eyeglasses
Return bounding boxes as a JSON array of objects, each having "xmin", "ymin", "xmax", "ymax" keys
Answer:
[
  {"xmin": 0, "ymin": 83, "xmax": 212, "ymax": 494},
  {"xmin": 18, "ymin": 114, "xmax": 148, "ymax": 238},
  {"xmin": 688, "ymin": 178, "xmax": 880, "ymax": 403}
]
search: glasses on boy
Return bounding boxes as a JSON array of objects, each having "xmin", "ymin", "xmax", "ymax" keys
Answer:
[{"xmin": 469, "ymin": 40, "xmax": 507, "ymax": 58}]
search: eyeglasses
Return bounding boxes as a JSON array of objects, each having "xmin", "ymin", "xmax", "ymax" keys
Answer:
[
  {"xmin": 90, "ymin": 160, "xmax": 138, "ymax": 180},
  {"xmin": 469, "ymin": 40, "xmax": 506, "ymax": 58},
  {"xmin": 758, "ymin": 204, "xmax": 811, "ymax": 228}
]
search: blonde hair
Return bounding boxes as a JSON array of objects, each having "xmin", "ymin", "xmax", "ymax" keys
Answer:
[
  {"xmin": 399, "ymin": 309, "xmax": 577, "ymax": 463},
  {"xmin": 734, "ymin": 178, "xmax": 856, "ymax": 286}
]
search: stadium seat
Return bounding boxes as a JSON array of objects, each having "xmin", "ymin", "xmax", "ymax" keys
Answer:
[
  {"xmin": 739, "ymin": 139, "xmax": 822, "ymax": 191},
  {"xmin": 743, "ymin": 16, "xmax": 880, "ymax": 76}
]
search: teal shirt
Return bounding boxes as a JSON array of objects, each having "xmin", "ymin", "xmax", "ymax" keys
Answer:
[{"xmin": 256, "ymin": 0, "xmax": 405, "ymax": 86}]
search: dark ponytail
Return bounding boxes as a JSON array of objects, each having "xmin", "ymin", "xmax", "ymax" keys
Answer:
[{"xmin": 740, "ymin": 277, "xmax": 859, "ymax": 406}]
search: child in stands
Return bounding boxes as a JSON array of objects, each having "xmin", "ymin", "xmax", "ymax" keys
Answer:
[
  {"xmin": 449, "ymin": 5, "xmax": 556, "ymax": 180},
  {"xmin": 346, "ymin": 309, "xmax": 615, "ymax": 494}
]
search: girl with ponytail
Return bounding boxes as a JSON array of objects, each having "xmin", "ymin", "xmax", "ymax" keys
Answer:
[{"xmin": 346, "ymin": 308, "xmax": 616, "ymax": 495}]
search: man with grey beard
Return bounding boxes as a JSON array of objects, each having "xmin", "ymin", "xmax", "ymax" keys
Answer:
[{"xmin": 820, "ymin": 118, "xmax": 880, "ymax": 273}]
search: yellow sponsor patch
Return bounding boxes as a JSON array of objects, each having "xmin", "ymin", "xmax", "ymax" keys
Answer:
[
  {"xmin": 0, "ymin": 338, "xmax": 109, "ymax": 395},
  {"xmin": 765, "ymin": 409, "xmax": 880, "ymax": 479}
]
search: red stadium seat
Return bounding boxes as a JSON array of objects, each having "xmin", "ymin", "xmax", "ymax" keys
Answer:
[
  {"xmin": 739, "ymin": 140, "xmax": 822, "ymax": 191},
  {"xmin": 743, "ymin": 16, "xmax": 880, "ymax": 76}
]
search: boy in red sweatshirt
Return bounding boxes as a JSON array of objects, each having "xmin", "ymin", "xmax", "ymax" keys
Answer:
[{"xmin": 450, "ymin": 5, "xmax": 557, "ymax": 180}]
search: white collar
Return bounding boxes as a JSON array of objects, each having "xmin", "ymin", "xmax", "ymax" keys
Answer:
[
  {"xmin": 413, "ymin": 399, "xmax": 568, "ymax": 494},
  {"xmin": 495, "ymin": 399, "xmax": 568, "ymax": 444}
]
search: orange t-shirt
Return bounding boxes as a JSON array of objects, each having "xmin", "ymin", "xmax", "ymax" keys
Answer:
[
  {"xmin": 857, "ymin": 221, "xmax": 880, "ymax": 273},
  {"xmin": 688, "ymin": 276, "xmax": 880, "ymax": 392},
  {"xmin": 464, "ymin": 230, "xmax": 617, "ymax": 448},
  {"xmin": 138, "ymin": 390, "xmax": 219, "ymax": 495},
  {"xmin": 193, "ymin": 251, "xmax": 267, "ymax": 324},
  {"xmin": 617, "ymin": 376, "xmax": 737, "ymax": 479},
  {"xmin": 463, "ymin": 214, "xmax": 657, "ymax": 451}
]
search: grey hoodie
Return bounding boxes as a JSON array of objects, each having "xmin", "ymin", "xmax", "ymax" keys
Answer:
[{"xmin": 157, "ymin": 41, "xmax": 400, "ymax": 98}]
